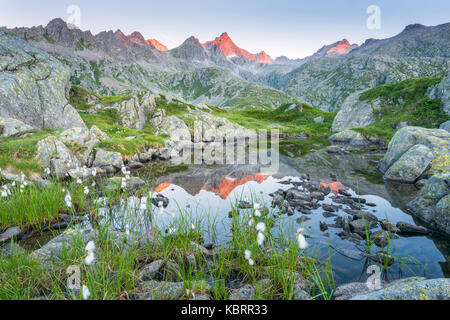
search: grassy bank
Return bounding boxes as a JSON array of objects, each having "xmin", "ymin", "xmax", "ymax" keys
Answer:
[
  {"xmin": 353, "ymin": 77, "xmax": 449, "ymax": 142},
  {"xmin": 211, "ymin": 103, "xmax": 336, "ymax": 156},
  {"xmin": 0, "ymin": 129, "xmax": 53, "ymax": 175}
]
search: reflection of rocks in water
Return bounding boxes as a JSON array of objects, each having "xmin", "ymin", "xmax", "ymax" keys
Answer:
[
  {"xmin": 289, "ymin": 150, "xmax": 390, "ymax": 199},
  {"xmin": 154, "ymin": 158, "xmax": 300, "ymax": 199},
  {"xmin": 433, "ymin": 236, "xmax": 450, "ymax": 278},
  {"xmin": 384, "ymin": 182, "xmax": 419, "ymax": 209}
]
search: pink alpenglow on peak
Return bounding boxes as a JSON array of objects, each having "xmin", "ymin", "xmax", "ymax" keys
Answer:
[
  {"xmin": 146, "ymin": 39, "xmax": 168, "ymax": 51},
  {"xmin": 326, "ymin": 39, "xmax": 355, "ymax": 56},
  {"xmin": 256, "ymin": 51, "xmax": 273, "ymax": 64},
  {"xmin": 115, "ymin": 30, "xmax": 168, "ymax": 51},
  {"xmin": 203, "ymin": 32, "xmax": 272, "ymax": 64}
]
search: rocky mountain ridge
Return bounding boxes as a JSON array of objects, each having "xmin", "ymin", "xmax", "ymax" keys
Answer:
[{"xmin": 1, "ymin": 19, "xmax": 449, "ymax": 113}]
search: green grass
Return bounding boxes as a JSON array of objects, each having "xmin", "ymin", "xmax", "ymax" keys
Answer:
[
  {"xmin": 354, "ymin": 77, "xmax": 449, "ymax": 142},
  {"xmin": 212, "ymin": 103, "xmax": 336, "ymax": 156},
  {"xmin": 80, "ymin": 112, "xmax": 164, "ymax": 156},
  {"xmin": 68, "ymin": 85, "xmax": 163, "ymax": 156},
  {"xmin": 0, "ymin": 129, "xmax": 54, "ymax": 175},
  {"xmin": 69, "ymin": 85, "xmax": 131, "ymax": 111}
]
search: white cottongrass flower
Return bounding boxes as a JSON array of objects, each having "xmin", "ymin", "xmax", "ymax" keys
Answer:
[
  {"xmin": 76, "ymin": 178, "xmax": 82, "ymax": 185},
  {"xmin": 91, "ymin": 181, "xmax": 96, "ymax": 187},
  {"xmin": 248, "ymin": 218, "xmax": 254, "ymax": 226},
  {"xmin": 82, "ymin": 285, "xmax": 90, "ymax": 300},
  {"xmin": 244, "ymin": 250, "xmax": 252, "ymax": 261},
  {"xmin": 64, "ymin": 192, "xmax": 72, "ymax": 208},
  {"xmin": 11, "ymin": 181, "xmax": 15, "ymax": 187},
  {"xmin": 83, "ymin": 186, "xmax": 89, "ymax": 195},
  {"xmin": 121, "ymin": 165, "xmax": 130, "ymax": 176},
  {"xmin": 248, "ymin": 258, "xmax": 255, "ymax": 266},
  {"xmin": 121, "ymin": 178, "xmax": 127, "ymax": 190},
  {"xmin": 140, "ymin": 197, "xmax": 148, "ymax": 211},
  {"xmin": 255, "ymin": 222, "xmax": 266, "ymax": 233},
  {"xmin": 92, "ymin": 168, "xmax": 97, "ymax": 177},
  {"xmin": 296, "ymin": 228, "xmax": 308, "ymax": 250},
  {"xmin": 84, "ymin": 252, "xmax": 95, "ymax": 266},
  {"xmin": 84, "ymin": 241, "xmax": 96, "ymax": 265},
  {"xmin": 257, "ymin": 232, "xmax": 265, "ymax": 246},
  {"xmin": 85, "ymin": 241, "xmax": 95, "ymax": 252},
  {"xmin": 125, "ymin": 224, "xmax": 130, "ymax": 237},
  {"xmin": 253, "ymin": 203, "xmax": 260, "ymax": 210},
  {"xmin": 254, "ymin": 209, "xmax": 261, "ymax": 217},
  {"xmin": 1, "ymin": 186, "xmax": 11, "ymax": 198},
  {"xmin": 191, "ymin": 223, "xmax": 195, "ymax": 230},
  {"xmin": 45, "ymin": 167, "xmax": 51, "ymax": 175}
]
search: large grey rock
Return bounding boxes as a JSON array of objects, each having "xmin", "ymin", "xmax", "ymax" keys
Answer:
[
  {"xmin": 37, "ymin": 135, "xmax": 81, "ymax": 177},
  {"xmin": 91, "ymin": 148, "xmax": 123, "ymax": 170},
  {"xmin": 383, "ymin": 144, "xmax": 434, "ymax": 183},
  {"xmin": 427, "ymin": 73, "xmax": 450, "ymax": 115},
  {"xmin": 59, "ymin": 126, "xmax": 108, "ymax": 165},
  {"xmin": 31, "ymin": 229, "xmax": 94, "ymax": 267},
  {"xmin": 379, "ymin": 127, "xmax": 450, "ymax": 178},
  {"xmin": 0, "ymin": 117, "xmax": 34, "ymax": 137},
  {"xmin": 190, "ymin": 110, "xmax": 255, "ymax": 143},
  {"xmin": 335, "ymin": 282, "xmax": 373, "ymax": 300},
  {"xmin": 114, "ymin": 93, "xmax": 156, "ymax": 130},
  {"xmin": 407, "ymin": 174, "xmax": 450, "ymax": 235},
  {"xmin": 328, "ymin": 130, "xmax": 370, "ymax": 147},
  {"xmin": 332, "ymin": 92, "xmax": 381, "ymax": 132},
  {"xmin": 350, "ymin": 278, "xmax": 450, "ymax": 300},
  {"xmin": 135, "ymin": 281, "xmax": 184, "ymax": 300},
  {"xmin": 150, "ymin": 110, "xmax": 191, "ymax": 143},
  {"xmin": 0, "ymin": 30, "xmax": 85, "ymax": 130}
]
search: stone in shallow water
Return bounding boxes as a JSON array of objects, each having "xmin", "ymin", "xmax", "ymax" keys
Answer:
[
  {"xmin": 407, "ymin": 174, "xmax": 450, "ymax": 236},
  {"xmin": 379, "ymin": 126, "xmax": 449, "ymax": 177},
  {"xmin": 0, "ymin": 227, "xmax": 21, "ymax": 244},
  {"xmin": 396, "ymin": 222, "xmax": 429, "ymax": 236},
  {"xmin": 135, "ymin": 280, "xmax": 184, "ymax": 300},
  {"xmin": 350, "ymin": 278, "xmax": 450, "ymax": 300},
  {"xmin": 383, "ymin": 144, "xmax": 434, "ymax": 183}
]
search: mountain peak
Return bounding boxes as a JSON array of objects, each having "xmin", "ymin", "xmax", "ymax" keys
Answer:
[
  {"xmin": 146, "ymin": 38, "xmax": 168, "ymax": 51},
  {"xmin": 256, "ymin": 51, "xmax": 273, "ymax": 64},
  {"xmin": 402, "ymin": 23, "xmax": 426, "ymax": 33},
  {"xmin": 203, "ymin": 32, "xmax": 262, "ymax": 62},
  {"xmin": 114, "ymin": 30, "xmax": 167, "ymax": 51},
  {"xmin": 128, "ymin": 31, "xmax": 146, "ymax": 45},
  {"xmin": 325, "ymin": 39, "xmax": 356, "ymax": 55},
  {"xmin": 46, "ymin": 18, "xmax": 67, "ymax": 28}
]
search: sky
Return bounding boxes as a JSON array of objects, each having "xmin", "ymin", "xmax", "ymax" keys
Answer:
[{"xmin": 0, "ymin": 0, "xmax": 449, "ymax": 59}]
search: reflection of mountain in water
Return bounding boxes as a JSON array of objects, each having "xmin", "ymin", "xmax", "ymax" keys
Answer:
[
  {"xmin": 154, "ymin": 160, "xmax": 300, "ymax": 198},
  {"xmin": 155, "ymin": 173, "xmax": 269, "ymax": 199}
]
